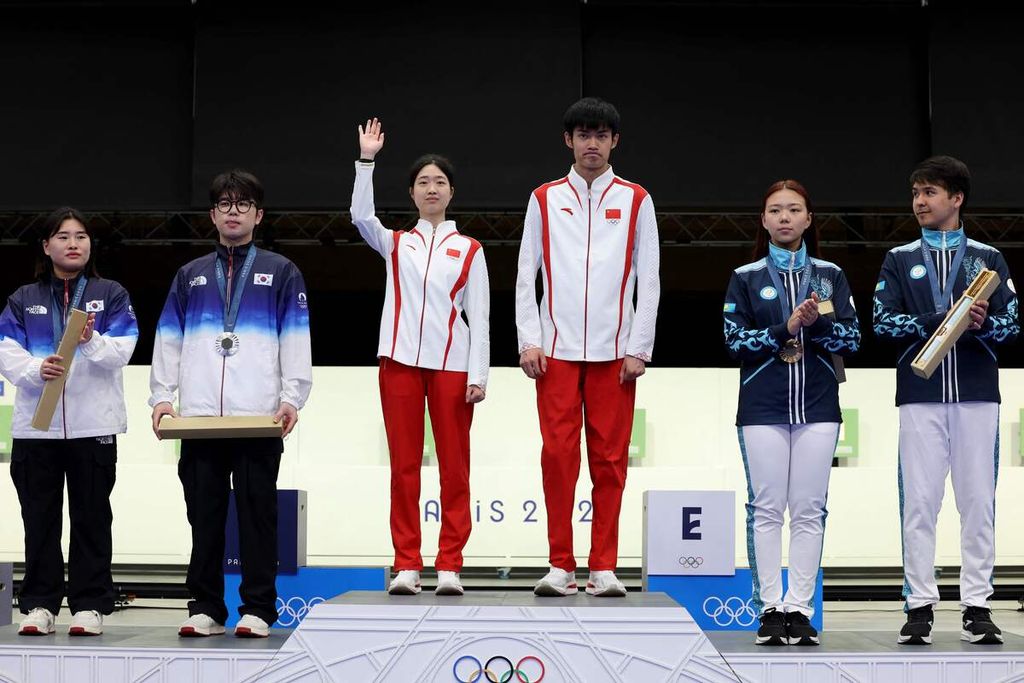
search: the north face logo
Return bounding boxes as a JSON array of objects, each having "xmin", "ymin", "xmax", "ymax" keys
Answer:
[
  {"xmin": 26, "ymin": 305, "xmax": 47, "ymax": 315},
  {"xmin": 189, "ymin": 275, "xmax": 207, "ymax": 288}
]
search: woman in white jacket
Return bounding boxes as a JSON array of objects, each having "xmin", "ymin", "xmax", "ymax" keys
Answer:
[
  {"xmin": 0, "ymin": 207, "xmax": 137, "ymax": 636},
  {"xmin": 351, "ymin": 118, "xmax": 490, "ymax": 596}
]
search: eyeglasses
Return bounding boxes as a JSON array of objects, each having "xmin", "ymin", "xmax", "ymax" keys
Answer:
[{"xmin": 214, "ymin": 199, "xmax": 256, "ymax": 214}]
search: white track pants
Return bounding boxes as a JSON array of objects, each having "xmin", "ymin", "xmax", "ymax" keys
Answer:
[
  {"xmin": 899, "ymin": 402, "xmax": 998, "ymax": 610},
  {"xmin": 739, "ymin": 422, "xmax": 839, "ymax": 618}
]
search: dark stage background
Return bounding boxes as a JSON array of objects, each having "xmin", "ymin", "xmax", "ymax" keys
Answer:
[{"xmin": 1, "ymin": 0, "xmax": 1021, "ymax": 370}]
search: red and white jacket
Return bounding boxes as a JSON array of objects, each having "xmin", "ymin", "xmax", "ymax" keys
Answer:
[
  {"xmin": 351, "ymin": 161, "xmax": 490, "ymax": 388},
  {"xmin": 516, "ymin": 166, "xmax": 660, "ymax": 362}
]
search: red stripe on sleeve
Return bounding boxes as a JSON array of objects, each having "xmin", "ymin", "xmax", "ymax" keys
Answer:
[
  {"xmin": 612, "ymin": 180, "xmax": 648, "ymax": 357},
  {"xmin": 441, "ymin": 238, "xmax": 482, "ymax": 369},
  {"xmin": 390, "ymin": 231, "xmax": 403, "ymax": 357}
]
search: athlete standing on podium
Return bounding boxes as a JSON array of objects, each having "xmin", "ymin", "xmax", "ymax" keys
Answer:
[
  {"xmin": 149, "ymin": 170, "xmax": 313, "ymax": 638},
  {"xmin": 351, "ymin": 119, "xmax": 490, "ymax": 597},
  {"xmin": 516, "ymin": 97, "xmax": 660, "ymax": 597},
  {"xmin": 0, "ymin": 207, "xmax": 138, "ymax": 637},
  {"xmin": 873, "ymin": 156, "xmax": 1018, "ymax": 646},
  {"xmin": 723, "ymin": 181, "xmax": 860, "ymax": 646}
]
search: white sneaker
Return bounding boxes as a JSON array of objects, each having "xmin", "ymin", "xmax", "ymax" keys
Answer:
[
  {"xmin": 178, "ymin": 613, "xmax": 225, "ymax": 637},
  {"xmin": 435, "ymin": 571, "xmax": 464, "ymax": 596},
  {"xmin": 18, "ymin": 607, "xmax": 55, "ymax": 636},
  {"xmin": 69, "ymin": 610, "xmax": 103, "ymax": 636},
  {"xmin": 235, "ymin": 614, "xmax": 270, "ymax": 638},
  {"xmin": 534, "ymin": 567, "xmax": 578, "ymax": 596},
  {"xmin": 388, "ymin": 570, "xmax": 422, "ymax": 595},
  {"xmin": 586, "ymin": 570, "xmax": 627, "ymax": 597}
]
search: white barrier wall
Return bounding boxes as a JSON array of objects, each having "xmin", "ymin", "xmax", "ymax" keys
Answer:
[{"xmin": 1, "ymin": 366, "xmax": 1022, "ymax": 569}]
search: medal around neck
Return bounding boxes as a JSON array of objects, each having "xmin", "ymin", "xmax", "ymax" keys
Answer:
[
  {"xmin": 779, "ymin": 338, "xmax": 803, "ymax": 363},
  {"xmin": 215, "ymin": 332, "xmax": 240, "ymax": 357}
]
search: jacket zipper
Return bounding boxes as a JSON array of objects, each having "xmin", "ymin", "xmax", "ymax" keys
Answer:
[
  {"xmin": 220, "ymin": 249, "xmax": 233, "ymax": 416},
  {"xmin": 61, "ymin": 279, "xmax": 69, "ymax": 438},
  {"xmin": 414, "ymin": 226, "xmax": 438, "ymax": 366},
  {"xmin": 583, "ymin": 189, "xmax": 592, "ymax": 359}
]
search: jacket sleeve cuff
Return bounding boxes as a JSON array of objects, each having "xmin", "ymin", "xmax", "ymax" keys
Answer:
[
  {"xmin": 807, "ymin": 316, "xmax": 832, "ymax": 337},
  {"xmin": 24, "ymin": 358, "xmax": 45, "ymax": 388},
  {"xmin": 770, "ymin": 322, "xmax": 793, "ymax": 345},
  {"xmin": 78, "ymin": 334, "xmax": 103, "ymax": 358},
  {"xmin": 921, "ymin": 313, "xmax": 945, "ymax": 338},
  {"xmin": 148, "ymin": 393, "xmax": 175, "ymax": 408}
]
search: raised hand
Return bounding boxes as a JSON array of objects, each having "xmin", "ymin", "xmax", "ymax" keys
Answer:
[{"xmin": 358, "ymin": 117, "xmax": 385, "ymax": 160}]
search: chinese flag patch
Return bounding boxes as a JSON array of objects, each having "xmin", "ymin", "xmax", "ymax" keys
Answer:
[
  {"xmin": 446, "ymin": 248, "xmax": 461, "ymax": 258},
  {"xmin": 605, "ymin": 208, "xmax": 621, "ymax": 220}
]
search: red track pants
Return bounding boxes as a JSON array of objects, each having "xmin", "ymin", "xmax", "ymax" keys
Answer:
[
  {"xmin": 379, "ymin": 358, "xmax": 473, "ymax": 572},
  {"xmin": 537, "ymin": 358, "xmax": 636, "ymax": 572}
]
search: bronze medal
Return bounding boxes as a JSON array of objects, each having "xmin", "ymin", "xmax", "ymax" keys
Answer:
[{"xmin": 779, "ymin": 339, "xmax": 803, "ymax": 363}]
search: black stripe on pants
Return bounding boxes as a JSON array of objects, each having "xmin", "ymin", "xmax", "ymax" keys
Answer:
[
  {"xmin": 10, "ymin": 437, "xmax": 117, "ymax": 616},
  {"xmin": 178, "ymin": 437, "xmax": 282, "ymax": 626}
]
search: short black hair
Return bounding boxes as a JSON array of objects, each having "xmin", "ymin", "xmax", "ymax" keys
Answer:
[
  {"xmin": 209, "ymin": 169, "xmax": 265, "ymax": 206},
  {"xmin": 36, "ymin": 206, "xmax": 99, "ymax": 279},
  {"xmin": 563, "ymin": 97, "xmax": 621, "ymax": 135},
  {"xmin": 408, "ymin": 154, "xmax": 455, "ymax": 189},
  {"xmin": 910, "ymin": 155, "xmax": 971, "ymax": 207}
]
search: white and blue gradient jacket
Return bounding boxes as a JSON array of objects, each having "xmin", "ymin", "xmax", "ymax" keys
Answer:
[
  {"xmin": 148, "ymin": 242, "xmax": 312, "ymax": 416},
  {"xmin": 873, "ymin": 227, "xmax": 1018, "ymax": 405},
  {"xmin": 0, "ymin": 275, "xmax": 138, "ymax": 439},
  {"xmin": 723, "ymin": 243, "xmax": 860, "ymax": 426}
]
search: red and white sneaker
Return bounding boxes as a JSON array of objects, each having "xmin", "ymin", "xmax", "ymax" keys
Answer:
[
  {"xmin": 69, "ymin": 610, "xmax": 103, "ymax": 636},
  {"xmin": 235, "ymin": 614, "xmax": 270, "ymax": 638},
  {"xmin": 534, "ymin": 567, "xmax": 578, "ymax": 597},
  {"xmin": 18, "ymin": 608, "xmax": 55, "ymax": 636},
  {"xmin": 586, "ymin": 570, "xmax": 627, "ymax": 597},
  {"xmin": 178, "ymin": 614, "xmax": 225, "ymax": 637}
]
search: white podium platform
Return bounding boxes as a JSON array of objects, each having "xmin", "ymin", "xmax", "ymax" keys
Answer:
[
  {"xmin": 4, "ymin": 593, "xmax": 1024, "ymax": 682},
  {"xmin": 246, "ymin": 590, "xmax": 734, "ymax": 682}
]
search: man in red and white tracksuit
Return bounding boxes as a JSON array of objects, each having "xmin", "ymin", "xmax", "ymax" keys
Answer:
[{"xmin": 516, "ymin": 97, "xmax": 660, "ymax": 597}]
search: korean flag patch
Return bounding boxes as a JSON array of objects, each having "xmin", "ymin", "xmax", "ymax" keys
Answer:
[
  {"xmin": 254, "ymin": 273, "xmax": 274, "ymax": 286},
  {"xmin": 85, "ymin": 299, "xmax": 105, "ymax": 313}
]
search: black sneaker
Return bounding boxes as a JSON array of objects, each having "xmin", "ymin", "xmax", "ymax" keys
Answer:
[
  {"xmin": 756, "ymin": 608, "xmax": 787, "ymax": 646},
  {"xmin": 961, "ymin": 606, "xmax": 1003, "ymax": 644},
  {"xmin": 898, "ymin": 605, "xmax": 934, "ymax": 645},
  {"xmin": 786, "ymin": 611, "xmax": 819, "ymax": 646}
]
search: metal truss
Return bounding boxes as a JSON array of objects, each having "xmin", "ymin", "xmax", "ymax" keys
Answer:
[{"xmin": 2, "ymin": 210, "xmax": 1022, "ymax": 247}]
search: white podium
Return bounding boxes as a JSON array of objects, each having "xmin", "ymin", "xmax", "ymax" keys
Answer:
[{"xmin": 243, "ymin": 591, "xmax": 738, "ymax": 682}]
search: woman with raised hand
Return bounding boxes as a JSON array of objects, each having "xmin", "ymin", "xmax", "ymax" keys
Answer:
[
  {"xmin": 722, "ymin": 180, "xmax": 860, "ymax": 647},
  {"xmin": 350, "ymin": 118, "xmax": 490, "ymax": 596}
]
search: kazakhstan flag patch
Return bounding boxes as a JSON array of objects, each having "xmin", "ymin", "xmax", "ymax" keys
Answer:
[
  {"xmin": 723, "ymin": 303, "xmax": 737, "ymax": 313},
  {"xmin": 875, "ymin": 280, "xmax": 886, "ymax": 292}
]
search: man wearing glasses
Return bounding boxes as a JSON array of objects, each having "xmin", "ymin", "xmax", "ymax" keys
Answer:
[{"xmin": 149, "ymin": 170, "xmax": 313, "ymax": 638}]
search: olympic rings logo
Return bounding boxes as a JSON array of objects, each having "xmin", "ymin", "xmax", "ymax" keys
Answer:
[
  {"xmin": 453, "ymin": 655, "xmax": 545, "ymax": 683},
  {"xmin": 677, "ymin": 556, "xmax": 704, "ymax": 569},
  {"xmin": 702, "ymin": 596, "xmax": 758, "ymax": 627},
  {"xmin": 275, "ymin": 596, "xmax": 325, "ymax": 627}
]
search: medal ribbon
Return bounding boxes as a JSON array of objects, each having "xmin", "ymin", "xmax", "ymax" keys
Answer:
[
  {"xmin": 214, "ymin": 245, "xmax": 257, "ymax": 333},
  {"xmin": 51, "ymin": 276, "xmax": 88, "ymax": 351},
  {"xmin": 919, "ymin": 233, "xmax": 966, "ymax": 314}
]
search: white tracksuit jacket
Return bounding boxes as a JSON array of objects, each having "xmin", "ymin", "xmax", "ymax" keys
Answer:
[
  {"xmin": 516, "ymin": 166, "xmax": 660, "ymax": 362},
  {"xmin": 350, "ymin": 161, "xmax": 490, "ymax": 388}
]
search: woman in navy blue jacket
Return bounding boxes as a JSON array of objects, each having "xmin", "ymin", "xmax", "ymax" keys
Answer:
[
  {"xmin": 0, "ymin": 207, "xmax": 138, "ymax": 637},
  {"xmin": 723, "ymin": 181, "xmax": 859, "ymax": 647}
]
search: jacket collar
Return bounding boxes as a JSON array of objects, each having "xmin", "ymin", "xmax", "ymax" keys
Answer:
[
  {"xmin": 49, "ymin": 271, "xmax": 85, "ymax": 296},
  {"xmin": 567, "ymin": 165, "xmax": 615, "ymax": 201},
  {"xmin": 215, "ymin": 239, "xmax": 254, "ymax": 262},
  {"xmin": 768, "ymin": 240, "xmax": 808, "ymax": 270},
  {"xmin": 410, "ymin": 219, "xmax": 458, "ymax": 243},
  {"xmin": 921, "ymin": 225, "xmax": 964, "ymax": 250}
]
